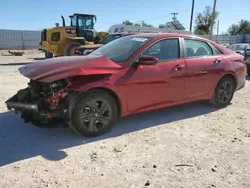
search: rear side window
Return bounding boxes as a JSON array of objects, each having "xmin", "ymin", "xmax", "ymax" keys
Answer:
[
  {"xmin": 184, "ymin": 39, "xmax": 213, "ymax": 58},
  {"xmin": 209, "ymin": 43, "xmax": 223, "ymax": 55}
]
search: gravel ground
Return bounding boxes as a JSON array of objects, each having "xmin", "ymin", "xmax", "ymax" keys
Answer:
[{"xmin": 0, "ymin": 50, "xmax": 250, "ymax": 188}]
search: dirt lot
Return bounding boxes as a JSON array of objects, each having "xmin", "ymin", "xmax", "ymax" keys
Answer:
[{"xmin": 0, "ymin": 50, "xmax": 250, "ymax": 188}]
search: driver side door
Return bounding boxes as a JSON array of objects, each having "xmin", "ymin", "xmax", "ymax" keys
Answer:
[{"xmin": 122, "ymin": 38, "xmax": 187, "ymax": 113}]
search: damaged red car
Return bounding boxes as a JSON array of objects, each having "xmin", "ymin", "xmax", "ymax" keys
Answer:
[{"xmin": 5, "ymin": 33, "xmax": 246, "ymax": 137}]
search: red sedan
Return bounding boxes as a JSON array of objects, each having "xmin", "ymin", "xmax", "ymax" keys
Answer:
[{"xmin": 5, "ymin": 33, "xmax": 246, "ymax": 137}]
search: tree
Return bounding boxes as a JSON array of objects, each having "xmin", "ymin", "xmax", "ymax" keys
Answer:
[
  {"xmin": 193, "ymin": 6, "xmax": 219, "ymax": 35},
  {"xmin": 122, "ymin": 20, "xmax": 133, "ymax": 25},
  {"xmin": 122, "ymin": 20, "xmax": 154, "ymax": 27},
  {"xmin": 158, "ymin": 24, "xmax": 167, "ymax": 28},
  {"xmin": 141, "ymin": 21, "xmax": 153, "ymax": 27},
  {"xmin": 227, "ymin": 20, "xmax": 250, "ymax": 35}
]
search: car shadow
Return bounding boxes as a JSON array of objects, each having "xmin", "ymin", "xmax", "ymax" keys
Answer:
[
  {"xmin": 246, "ymin": 75, "xmax": 250, "ymax": 81},
  {"xmin": 0, "ymin": 102, "xmax": 218, "ymax": 167}
]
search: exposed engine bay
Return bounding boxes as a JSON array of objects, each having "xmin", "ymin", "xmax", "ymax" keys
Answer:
[{"xmin": 6, "ymin": 77, "xmax": 76, "ymax": 126}]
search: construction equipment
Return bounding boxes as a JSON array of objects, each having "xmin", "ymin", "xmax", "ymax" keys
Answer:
[{"xmin": 39, "ymin": 13, "xmax": 107, "ymax": 57}]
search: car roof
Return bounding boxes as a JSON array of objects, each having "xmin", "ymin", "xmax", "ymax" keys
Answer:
[
  {"xmin": 110, "ymin": 32, "xmax": 137, "ymax": 36},
  {"xmin": 128, "ymin": 33, "xmax": 211, "ymax": 41}
]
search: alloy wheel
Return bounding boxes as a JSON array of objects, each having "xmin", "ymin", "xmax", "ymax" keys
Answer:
[
  {"xmin": 218, "ymin": 80, "xmax": 234, "ymax": 104},
  {"xmin": 80, "ymin": 99, "xmax": 112, "ymax": 132}
]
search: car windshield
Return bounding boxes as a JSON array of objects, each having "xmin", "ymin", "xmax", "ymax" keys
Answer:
[
  {"xmin": 100, "ymin": 34, "xmax": 122, "ymax": 44},
  {"xmin": 229, "ymin": 44, "xmax": 248, "ymax": 51},
  {"xmin": 91, "ymin": 35, "xmax": 152, "ymax": 63}
]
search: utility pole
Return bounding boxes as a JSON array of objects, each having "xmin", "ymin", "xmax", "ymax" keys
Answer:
[
  {"xmin": 209, "ymin": 0, "xmax": 217, "ymax": 39},
  {"xmin": 217, "ymin": 20, "xmax": 219, "ymax": 35},
  {"xmin": 189, "ymin": 0, "xmax": 195, "ymax": 31},
  {"xmin": 171, "ymin": 13, "xmax": 178, "ymax": 21}
]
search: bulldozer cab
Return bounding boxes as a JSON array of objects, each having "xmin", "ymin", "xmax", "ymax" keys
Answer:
[
  {"xmin": 69, "ymin": 13, "xmax": 96, "ymax": 42},
  {"xmin": 40, "ymin": 13, "xmax": 104, "ymax": 57}
]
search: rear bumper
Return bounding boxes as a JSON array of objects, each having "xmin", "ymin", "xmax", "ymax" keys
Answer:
[{"xmin": 5, "ymin": 94, "xmax": 39, "ymax": 113}]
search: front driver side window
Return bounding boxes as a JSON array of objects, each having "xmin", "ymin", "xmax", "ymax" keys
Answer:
[
  {"xmin": 184, "ymin": 39, "xmax": 213, "ymax": 58},
  {"xmin": 142, "ymin": 38, "xmax": 180, "ymax": 62}
]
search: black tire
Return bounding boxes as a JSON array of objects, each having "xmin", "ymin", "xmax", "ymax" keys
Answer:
[
  {"xmin": 247, "ymin": 68, "xmax": 250, "ymax": 75},
  {"xmin": 45, "ymin": 51, "xmax": 53, "ymax": 58},
  {"xmin": 246, "ymin": 58, "xmax": 250, "ymax": 75},
  {"xmin": 210, "ymin": 76, "xmax": 236, "ymax": 108},
  {"xmin": 71, "ymin": 90, "xmax": 118, "ymax": 137},
  {"xmin": 65, "ymin": 43, "xmax": 81, "ymax": 56},
  {"xmin": 247, "ymin": 63, "xmax": 250, "ymax": 76}
]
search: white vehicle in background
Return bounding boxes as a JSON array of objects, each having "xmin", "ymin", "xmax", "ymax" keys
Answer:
[{"xmin": 108, "ymin": 24, "xmax": 192, "ymax": 34}]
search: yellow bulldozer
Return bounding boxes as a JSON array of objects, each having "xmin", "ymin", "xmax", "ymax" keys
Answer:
[{"xmin": 39, "ymin": 13, "xmax": 108, "ymax": 58}]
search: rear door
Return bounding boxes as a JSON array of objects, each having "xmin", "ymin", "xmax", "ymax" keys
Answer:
[{"xmin": 182, "ymin": 38, "xmax": 226, "ymax": 99}]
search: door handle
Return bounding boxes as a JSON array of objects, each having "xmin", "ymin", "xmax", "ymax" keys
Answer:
[
  {"xmin": 174, "ymin": 64, "xmax": 185, "ymax": 71},
  {"xmin": 213, "ymin": 59, "xmax": 221, "ymax": 64}
]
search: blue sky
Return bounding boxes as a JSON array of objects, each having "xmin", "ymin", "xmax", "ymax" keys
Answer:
[{"xmin": 0, "ymin": 0, "xmax": 249, "ymax": 34}]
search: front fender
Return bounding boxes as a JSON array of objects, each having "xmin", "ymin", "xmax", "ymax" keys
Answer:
[
  {"xmin": 65, "ymin": 75, "xmax": 111, "ymax": 92},
  {"xmin": 64, "ymin": 75, "xmax": 127, "ymax": 115}
]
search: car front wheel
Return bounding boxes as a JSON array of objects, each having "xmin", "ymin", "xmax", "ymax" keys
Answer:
[
  {"xmin": 210, "ymin": 76, "xmax": 236, "ymax": 108},
  {"xmin": 71, "ymin": 90, "xmax": 118, "ymax": 137}
]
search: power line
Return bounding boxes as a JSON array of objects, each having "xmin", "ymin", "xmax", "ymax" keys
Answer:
[
  {"xmin": 97, "ymin": 14, "xmax": 172, "ymax": 25},
  {"xmin": 144, "ymin": 14, "xmax": 172, "ymax": 22}
]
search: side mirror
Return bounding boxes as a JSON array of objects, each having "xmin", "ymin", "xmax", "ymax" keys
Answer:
[
  {"xmin": 55, "ymin": 23, "xmax": 59, "ymax": 27},
  {"xmin": 137, "ymin": 55, "xmax": 158, "ymax": 66}
]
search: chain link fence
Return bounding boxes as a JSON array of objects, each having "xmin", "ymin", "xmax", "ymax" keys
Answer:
[
  {"xmin": 0, "ymin": 29, "xmax": 41, "ymax": 50},
  {"xmin": 198, "ymin": 34, "xmax": 250, "ymax": 44}
]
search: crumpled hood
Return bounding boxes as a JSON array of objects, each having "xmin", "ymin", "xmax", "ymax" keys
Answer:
[{"xmin": 19, "ymin": 55, "xmax": 122, "ymax": 83}]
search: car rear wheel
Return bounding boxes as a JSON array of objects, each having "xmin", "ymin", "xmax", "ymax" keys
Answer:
[
  {"xmin": 246, "ymin": 58, "xmax": 250, "ymax": 75},
  {"xmin": 71, "ymin": 90, "xmax": 118, "ymax": 137},
  {"xmin": 247, "ymin": 68, "xmax": 250, "ymax": 75},
  {"xmin": 210, "ymin": 76, "xmax": 236, "ymax": 108}
]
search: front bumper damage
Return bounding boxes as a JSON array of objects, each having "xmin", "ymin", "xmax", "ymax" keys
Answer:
[
  {"xmin": 6, "ymin": 94, "xmax": 39, "ymax": 113},
  {"xmin": 5, "ymin": 86, "xmax": 70, "ymax": 126}
]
